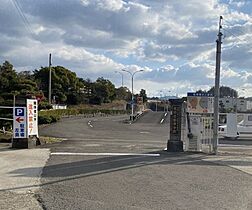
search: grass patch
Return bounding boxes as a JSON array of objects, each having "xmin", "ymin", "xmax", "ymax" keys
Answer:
[
  {"xmin": 0, "ymin": 133, "xmax": 12, "ymax": 143},
  {"xmin": 39, "ymin": 136, "xmax": 64, "ymax": 144}
]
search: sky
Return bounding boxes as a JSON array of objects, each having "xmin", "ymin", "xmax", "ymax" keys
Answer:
[{"xmin": 1, "ymin": 0, "xmax": 252, "ymax": 97}]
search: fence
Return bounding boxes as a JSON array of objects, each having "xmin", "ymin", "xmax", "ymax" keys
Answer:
[{"xmin": 0, "ymin": 106, "xmax": 13, "ymax": 134}]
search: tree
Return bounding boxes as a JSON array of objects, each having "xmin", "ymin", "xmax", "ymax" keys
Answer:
[
  {"xmin": 91, "ymin": 77, "xmax": 116, "ymax": 104},
  {"xmin": 196, "ymin": 86, "xmax": 238, "ymax": 98},
  {"xmin": 195, "ymin": 89, "xmax": 208, "ymax": 94},
  {"xmin": 0, "ymin": 61, "xmax": 39, "ymax": 103},
  {"xmin": 115, "ymin": 87, "xmax": 131, "ymax": 101},
  {"xmin": 208, "ymin": 86, "xmax": 238, "ymax": 98},
  {"xmin": 33, "ymin": 66, "xmax": 84, "ymax": 104},
  {"xmin": 0, "ymin": 61, "xmax": 18, "ymax": 97},
  {"xmin": 139, "ymin": 89, "xmax": 147, "ymax": 103}
]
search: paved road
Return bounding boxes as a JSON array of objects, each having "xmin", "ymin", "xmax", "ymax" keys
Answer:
[
  {"xmin": 37, "ymin": 113, "xmax": 252, "ymax": 210},
  {"xmin": 135, "ymin": 111, "xmax": 168, "ymax": 124}
]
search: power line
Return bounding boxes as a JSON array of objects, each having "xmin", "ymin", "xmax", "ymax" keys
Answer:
[
  {"xmin": 222, "ymin": 28, "xmax": 243, "ymax": 42},
  {"xmin": 223, "ymin": 19, "xmax": 247, "ymax": 36},
  {"xmin": 11, "ymin": 0, "xmax": 33, "ymax": 35}
]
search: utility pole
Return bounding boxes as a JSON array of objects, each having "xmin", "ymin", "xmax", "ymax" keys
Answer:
[
  {"xmin": 213, "ymin": 16, "xmax": 223, "ymax": 154},
  {"xmin": 48, "ymin": 53, "xmax": 52, "ymax": 105}
]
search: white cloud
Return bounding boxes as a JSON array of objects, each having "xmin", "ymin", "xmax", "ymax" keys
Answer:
[{"xmin": 1, "ymin": 0, "xmax": 252, "ymax": 96}]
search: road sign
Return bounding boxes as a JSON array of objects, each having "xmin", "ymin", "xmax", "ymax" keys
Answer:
[
  {"xmin": 27, "ymin": 99, "xmax": 38, "ymax": 137},
  {"xmin": 13, "ymin": 107, "xmax": 27, "ymax": 138},
  {"xmin": 15, "ymin": 108, "xmax": 25, "ymax": 116}
]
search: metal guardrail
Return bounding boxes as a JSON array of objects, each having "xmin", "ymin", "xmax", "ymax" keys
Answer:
[
  {"xmin": 0, "ymin": 106, "xmax": 13, "ymax": 136},
  {"xmin": 0, "ymin": 129, "xmax": 12, "ymax": 134},
  {"xmin": 0, "ymin": 106, "xmax": 13, "ymax": 109},
  {"xmin": 0, "ymin": 106, "xmax": 13, "ymax": 121},
  {"xmin": 0, "ymin": 118, "xmax": 13, "ymax": 121}
]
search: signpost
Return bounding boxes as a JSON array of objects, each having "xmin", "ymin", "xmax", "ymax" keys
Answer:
[
  {"xmin": 27, "ymin": 99, "xmax": 38, "ymax": 137},
  {"xmin": 186, "ymin": 92, "xmax": 214, "ymax": 152},
  {"xmin": 12, "ymin": 99, "xmax": 39, "ymax": 148}
]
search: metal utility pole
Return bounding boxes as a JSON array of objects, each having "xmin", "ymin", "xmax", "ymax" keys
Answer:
[
  {"xmin": 213, "ymin": 16, "xmax": 223, "ymax": 154},
  {"xmin": 48, "ymin": 53, "xmax": 52, "ymax": 105}
]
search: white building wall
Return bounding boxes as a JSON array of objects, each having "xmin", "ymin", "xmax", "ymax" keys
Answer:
[{"xmin": 247, "ymin": 101, "xmax": 252, "ymax": 111}]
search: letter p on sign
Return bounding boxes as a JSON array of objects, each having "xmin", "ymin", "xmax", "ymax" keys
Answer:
[{"xmin": 15, "ymin": 108, "xmax": 25, "ymax": 116}]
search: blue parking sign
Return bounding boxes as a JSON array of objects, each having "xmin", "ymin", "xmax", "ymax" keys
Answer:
[
  {"xmin": 13, "ymin": 107, "xmax": 27, "ymax": 139},
  {"xmin": 15, "ymin": 108, "xmax": 25, "ymax": 116}
]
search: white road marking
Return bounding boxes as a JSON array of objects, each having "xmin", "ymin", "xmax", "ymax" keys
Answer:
[
  {"xmin": 51, "ymin": 152, "xmax": 160, "ymax": 157},
  {"xmin": 160, "ymin": 119, "xmax": 164, "ymax": 124},
  {"xmin": 87, "ymin": 121, "xmax": 93, "ymax": 127},
  {"xmin": 164, "ymin": 113, "xmax": 168, "ymax": 117},
  {"xmin": 84, "ymin": 144, "xmax": 100, "ymax": 147},
  {"xmin": 140, "ymin": 131, "xmax": 150, "ymax": 134},
  {"xmin": 218, "ymin": 144, "xmax": 252, "ymax": 148}
]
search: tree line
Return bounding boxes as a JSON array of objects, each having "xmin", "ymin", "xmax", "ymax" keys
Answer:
[
  {"xmin": 196, "ymin": 86, "xmax": 238, "ymax": 98},
  {"xmin": 0, "ymin": 61, "xmax": 147, "ymax": 107}
]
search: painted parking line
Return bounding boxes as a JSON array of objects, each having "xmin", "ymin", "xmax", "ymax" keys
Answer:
[{"xmin": 51, "ymin": 152, "xmax": 160, "ymax": 157}]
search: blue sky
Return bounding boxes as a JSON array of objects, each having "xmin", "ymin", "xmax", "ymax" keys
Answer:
[{"xmin": 1, "ymin": 0, "xmax": 252, "ymax": 97}]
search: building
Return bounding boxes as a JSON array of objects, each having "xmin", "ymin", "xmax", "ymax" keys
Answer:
[{"xmin": 219, "ymin": 97, "xmax": 249, "ymax": 112}]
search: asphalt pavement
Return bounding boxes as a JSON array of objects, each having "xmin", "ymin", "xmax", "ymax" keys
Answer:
[
  {"xmin": 37, "ymin": 113, "xmax": 252, "ymax": 210},
  {"xmin": 1, "ymin": 112, "xmax": 252, "ymax": 210}
]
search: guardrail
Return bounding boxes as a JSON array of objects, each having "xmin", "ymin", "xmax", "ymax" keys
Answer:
[
  {"xmin": 0, "ymin": 117, "xmax": 13, "ymax": 121},
  {"xmin": 0, "ymin": 106, "xmax": 13, "ymax": 135}
]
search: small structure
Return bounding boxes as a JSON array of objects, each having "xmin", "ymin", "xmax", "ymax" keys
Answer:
[
  {"xmin": 185, "ymin": 92, "xmax": 214, "ymax": 153},
  {"xmin": 167, "ymin": 99, "xmax": 184, "ymax": 152},
  {"xmin": 12, "ymin": 99, "xmax": 40, "ymax": 148}
]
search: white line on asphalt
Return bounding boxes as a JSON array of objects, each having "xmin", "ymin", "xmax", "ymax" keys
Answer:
[
  {"xmin": 140, "ymin": 131, "xmax": 150, "ymax": 134},
  {"xmin": 51, "ymin": 152, "xmax": 160, "ymax": 157},
  {"xmin": 87, "ymin": 121, "xmax": 93, "ymax": 127},
  {"xmin": 164, "ymin": 113, "xmax": 168, "ymax": 117},
  {"xmin": 160, "ymin": 119, "xmax": 164, "ymax": 124},
  {"xmin": 218, "ymin": 144, "xmax": 252, "ymax": 148}
]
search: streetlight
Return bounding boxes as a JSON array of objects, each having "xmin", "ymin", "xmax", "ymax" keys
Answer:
[
  {"xmin": 122, "ymin": 69, "xmax": 144, "ymax": 121},
  {"xmin": 115, "ymin": 71, "xmax": 124, "ymax": 87}
]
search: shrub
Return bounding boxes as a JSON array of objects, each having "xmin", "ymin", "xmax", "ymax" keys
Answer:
[
  {"xmin": 38, "ymin": 115, "xmax": 52, "ymax": 124},
  {"xmin": 38, "ymin": 108, "xmax": 128, "ymax": 125},
  {"xmin": 38, "ymin": 102, "xmax": 53, "ymax": 110}
]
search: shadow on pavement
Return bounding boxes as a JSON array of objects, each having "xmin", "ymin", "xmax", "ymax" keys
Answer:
[{"xmin": 2, "ymin": 150, "xmax": 251, "ymax": 192}]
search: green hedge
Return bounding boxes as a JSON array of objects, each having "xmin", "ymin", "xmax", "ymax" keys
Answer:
[{"xmin": 38, "ymin": 108, "xmax": 128, "ymax": 125}]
